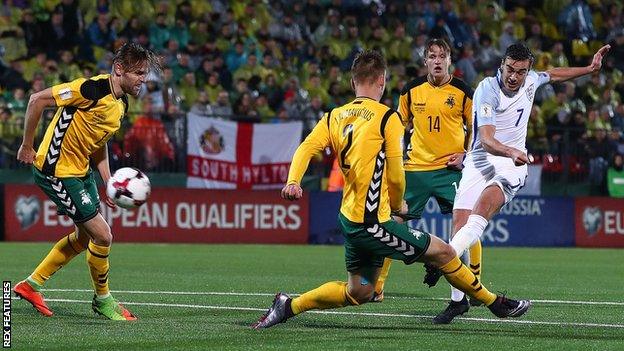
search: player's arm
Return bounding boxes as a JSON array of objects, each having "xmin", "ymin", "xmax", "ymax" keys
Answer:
[
  {"xmin": 463, "ymin": 96, "xmax": 474, "ymax": 151},
  {"xmin": 398, "ymin": 89, "xmax": 410, "ymax": 127},
  {"xmin": 547, "ymin": 44, "xmax": 610, "ymax": 82},
  {"xmin": 384, "ymin": 112, "xmax": 406, "ymax": 212},
  {"xmin": 17, "ymin": 88, "xmax": 57, "ymax": 163},
  {"xmin": 91, "ymin": 144, "xmax": 116, "ymax": 208},
  {"xmin": 479, "ymin": 125, "xmax": 529, "ymax": 165},
  {"xmin": 282, "ymin": 113, "xmax": 331, "ymax": 200}
]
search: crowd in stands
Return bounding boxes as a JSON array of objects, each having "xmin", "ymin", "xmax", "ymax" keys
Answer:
[{"xmin": 1, "ymin": 0, "xmax": 624, "ymax": 196}]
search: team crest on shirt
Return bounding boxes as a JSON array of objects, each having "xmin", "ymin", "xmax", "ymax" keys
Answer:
[
  {"xmin": 80, "ymin": 190, "xmax": 92, "ymax": 205},
  {"xmin": 526, "ymin": 84, "xmax": 535, "ymax": 100},
  {"xmin": 409, "ymin": 228, "xmax": 424, "ymax": 239},
  {"xmin": 445, "ymin": 95, "xmax": 456, "ymax": 108}
]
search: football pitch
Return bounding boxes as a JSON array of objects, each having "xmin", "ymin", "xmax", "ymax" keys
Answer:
[{"xmin": 1, "ymin": 243, "xmax": 623, "ymax": 350}]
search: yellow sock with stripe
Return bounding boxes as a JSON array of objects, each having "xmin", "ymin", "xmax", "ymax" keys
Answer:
[
  {"xmin": 28, "ymin": 231, "xmax": 85, "ymax": 289},
  {"xmin": 290, "ymin": 281, "xmax": 358, "ymax": 315},
  {"xmin": 374, "ymin": 258, "xmax": 392, "ymax": 294},
  {"xmin": 469, "ymin": 240, "xmax": 482, "ymax": 279},
  {"xmin": 440, "ymin": 256, "xmax": 496, "ymax": 306},
  {"xmin": 87, "ymin": 241, "xmax": 111, "ymax": 298}
]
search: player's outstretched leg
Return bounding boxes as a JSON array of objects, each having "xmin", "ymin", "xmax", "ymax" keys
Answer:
[
  {"xmin": 13, "ymin": 280, "xmax": 53, "ymax": 317},
  {"xmin": 253, "ymin": 280, "xmax": 363, "ymax": 329},
  {"xmin": 253, "ymin": 293, "xmax": 293, "ymax": 329}
]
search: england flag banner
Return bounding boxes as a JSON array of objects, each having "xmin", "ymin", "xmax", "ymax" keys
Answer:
[{"xmin": 187, "ymin": 113, "xmax": 303, "ymax": 189}]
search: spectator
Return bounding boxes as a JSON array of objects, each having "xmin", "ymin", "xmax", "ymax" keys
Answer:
[
  {"xmin": 255, "ymin": 93, "xmax": 275, "ymax": 122},
  {"xmin": 498, "ymin": 22, "xmax": 516, "ymax": 53},
  {"xmin": 189, "ymin": 90, "xmax": 213, "ymax": 116},
  {"xmin": 558, "ymin": 0, "xmax": 596, "ymax": 42},
  {"xmin": 607, "ymin": 153, "xmax": 624, "ymax": 197},
  {"xmin": 475, "ymin": 34, "xmax": 501, "ymax": 71},
  {"xmin": 119, "ymin": 16, "xmax": 148, "ymax": 43},
  {"xmin": 225, "ymin": 41, "xmax": 247, "ymax": 72},
  {"xmin": 211, "ymin": 90, "xmax": 233, "ymax": 118},
  {"xmin": 455, "ymin": 44, "xmax": 477, "ymax": 87},
  {"xmin": 586, "ymin": 129, "xmax": 612, "ymax": 187},
  {"xmin": 18, "ymin": 9, "xmax": 45, "ymax": 56},
  {"xmin": 58, "ymin": 50, "xmax": 81, "ymax": 82},
  {"xmin": 203, "ymin": 72, "xmax": 223, "ymax": 104},
  {"xmin": 149, "ymin": 13, "xmax": 171, "ymax": 51},
  {"xmin": 177, "ymin": 71, "xmax": 199, "ymax": 111},
  {"xmin": 88, "ymin": 12, "xmax": 117, "ymax": 49},
  {"xmin": 169, "ymin": 17, "xmax": 190, "ymax": 50},
  {"xmin": 123, "ymin": 97, "xmax": 175, "ymax": 171}
]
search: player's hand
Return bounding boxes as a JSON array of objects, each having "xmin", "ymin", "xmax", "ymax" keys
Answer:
[
  {"xmin": 391, "ymin": 200, "xmax": 409, "ymax": 223},
  {"xmin": 281, "ymin": 184, "xmax": 303, "ymax": 201},
  {"xmin": 510, "ymin": 149, "xmax": 531, "ymax": 166},
  {"xmin": 17, "ymin": 144, "xmax": 36, "ymax": 164},
  {"xmin": 104, "ymin": 195, "xmax": 117, "ymax": 209},
  {"xmin": 446, "ymin": 152, "xmax": 465, "ymax": 170},
  {"xmin": 589, "ymin": 44, "xmax": 611, "ymax": 72}
]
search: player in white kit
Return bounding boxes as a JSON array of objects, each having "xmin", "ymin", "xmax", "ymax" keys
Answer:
[{"xmin": 430, "ymin": 42, "xmax": 611, "ymax": 324}]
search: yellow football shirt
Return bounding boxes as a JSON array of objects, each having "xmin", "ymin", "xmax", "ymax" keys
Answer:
[
  {"xmin": 287, "ymin": 97, "xmax": 405, "ymax": 224},
  {"xmin": 399, "ymin": 76, "xmax": 473, "ymax": 171},
  {"xmin": 34, "ymin": 74, "xmax": 128, "ymax": 177}
]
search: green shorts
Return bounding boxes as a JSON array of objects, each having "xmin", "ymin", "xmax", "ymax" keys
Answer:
[
  {"xmin": 33, "ymin": 167, "xmax": 100, "ymax": 223},
  {"xmin": 404, "ymin": 168, "xmax": 461, "ymax": 220},
  {"xmin": 340, "ymin": 213, "xmax": 431, "ymax": 273}
]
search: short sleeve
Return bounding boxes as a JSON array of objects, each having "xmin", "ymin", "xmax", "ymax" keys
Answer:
[
  {"xmin": 51, "ymin": 78, "xmax": 93, "ymax": 109},
  {"xmin": 472, "ymin": 79, "xmax": 499, "ymax": 126}
]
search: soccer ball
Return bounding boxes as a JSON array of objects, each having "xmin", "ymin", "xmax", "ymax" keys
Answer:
[{"xmin": 106, "ymin": 167, "xmax": 151, "ymax": 209}]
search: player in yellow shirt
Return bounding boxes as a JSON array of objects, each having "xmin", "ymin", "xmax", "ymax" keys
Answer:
[
  {"xmin": 13, "ymin": 43, "xmax": 160, "ymax": 321},
  {"xmin": 373, "ymin": 39, "xmax": 481, "ymax": 324},
  {"xmin": 253, "ymin": 50, "xmax": 530, "ymax": 329}
]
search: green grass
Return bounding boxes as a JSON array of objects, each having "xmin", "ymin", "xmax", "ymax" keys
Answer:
[{"xmin": 1, "ymin": 243, "xmax": 623, "ymax": 350}]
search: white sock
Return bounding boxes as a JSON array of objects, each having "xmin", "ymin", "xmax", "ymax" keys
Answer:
[
  {"xmin": 96, "ymin": 292, "xmax": 111, "ymax": 300},
  {"xmin": 450, "ymin": 250, "xmax": 470, "ymax": 302},
  {"xmin": 449, "ymin": 214, "xmax": 488, "ymax": 256}
]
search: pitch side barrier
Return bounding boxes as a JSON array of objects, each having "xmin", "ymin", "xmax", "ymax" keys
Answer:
[
  {"xmin": 309, "ymin": 192, "xmax": 624, "ymax": 248},
  {"xmin": 2, "ymin": 185, "xmax": 623, "ymax": 247}
]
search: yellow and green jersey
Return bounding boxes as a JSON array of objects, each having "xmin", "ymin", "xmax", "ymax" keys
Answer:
[
  {"xmin": 34, "ymin": 74, "xmax": 127, "ymax": 177},
  {"xmin": 287, "ymin": 97, "xmax": 405, "ymax": 224},
  {"xmin": 399, "ymin": 76, "xmax": 473, "ymax": 171}
]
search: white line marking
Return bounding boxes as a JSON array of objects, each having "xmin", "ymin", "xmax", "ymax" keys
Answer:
[
  {"xmin": 41, "ymin": 289, "xmax": 624, "ymax": 306},
  {"xmin": 18, "ymin": 298, "xmax": 624, "ymax": 329}
]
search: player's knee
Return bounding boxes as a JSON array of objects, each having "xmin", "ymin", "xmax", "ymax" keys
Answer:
[
  {"xmin": 347, "ymin": 284, "xmax": 374, "ymax": 305},
  {"xmin": 433, "ymin": 243, "xmax": 457, "ymax": 268},
  {"xmin": 90, "ymin": 228, "xmax": 113, "ymax": 246}
]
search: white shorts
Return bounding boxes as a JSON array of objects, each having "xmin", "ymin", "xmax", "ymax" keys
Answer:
[{"xmin": 453, "ymin": 152, "xmax": 528, "ymax": 211}]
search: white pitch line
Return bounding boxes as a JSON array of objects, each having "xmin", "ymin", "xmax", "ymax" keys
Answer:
[
  {"xmin": 41, "ymin": 288, "xmax": 624, "ymax": 306},
  {"xmin": 21, "ymin": 298, "xmax": 624, "ymax": 329}
]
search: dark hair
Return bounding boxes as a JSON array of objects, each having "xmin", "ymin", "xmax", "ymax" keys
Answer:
[
  {"xmin": 112, "ymin": 42, "xmax": 161, "ymax": 75},
  {"xmin": 424, "ymin": 38, "xmax": 451, "ymax": 57},
  {"xmin": 351, "ymin": 49, "xmax": 386, "ymax": 85},
  {"xmin": 503, "ymin": 42, "xmax": 535, "ymax": 64}
]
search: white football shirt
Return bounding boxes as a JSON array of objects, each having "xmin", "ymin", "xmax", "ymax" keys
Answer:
[{"xmin": 469, "ymin": 70, "xmax": 550, "ymax": 155}]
